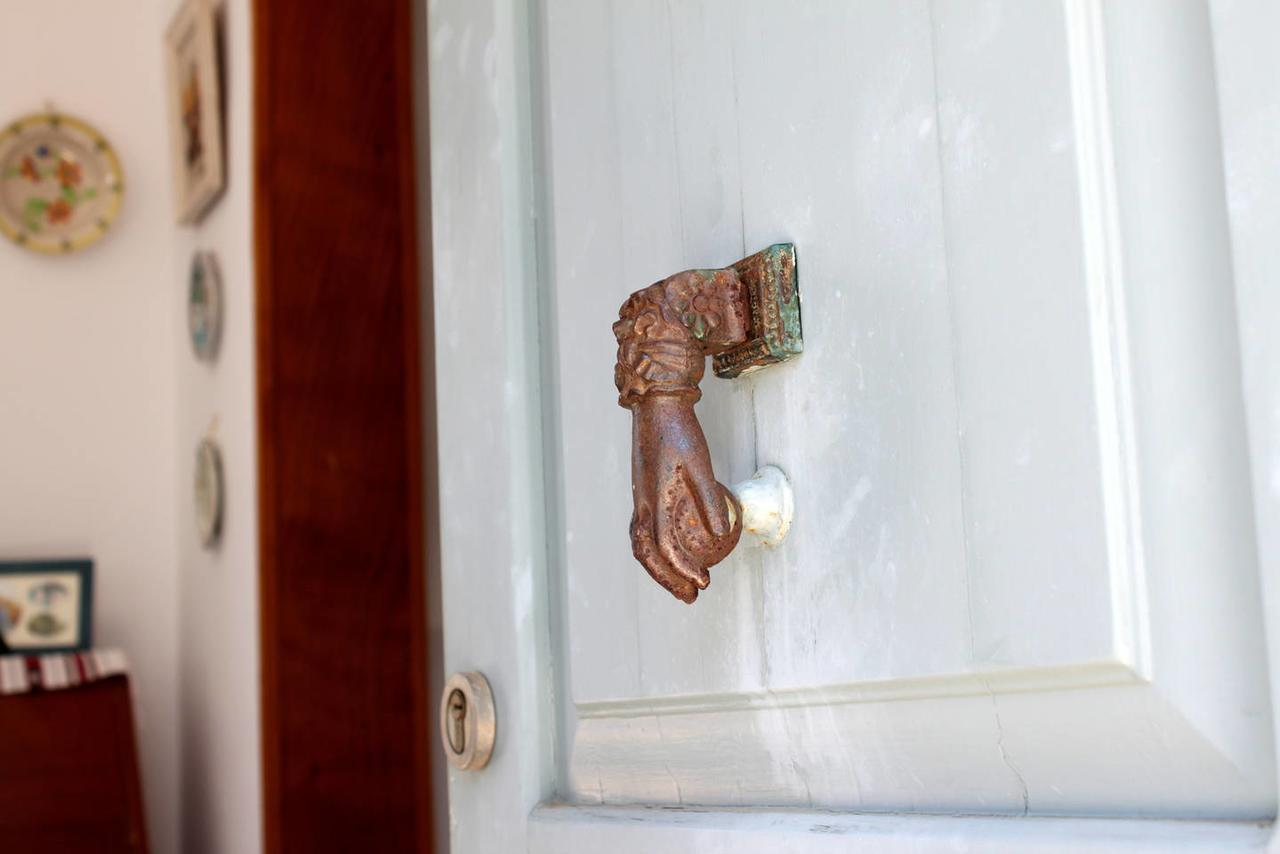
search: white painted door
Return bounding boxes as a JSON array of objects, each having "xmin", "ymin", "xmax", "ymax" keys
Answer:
[{"xmin": 427, "ymin": 1, "xmax": 1280, "ymax": 851}]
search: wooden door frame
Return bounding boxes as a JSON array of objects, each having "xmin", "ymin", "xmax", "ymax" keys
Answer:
[{"xmin": 253, "ymin": 0, "xmax": 435, "ymax": 850}]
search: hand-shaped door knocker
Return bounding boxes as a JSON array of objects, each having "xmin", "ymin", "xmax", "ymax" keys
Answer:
[{"xmin": 613, "ymin": 244, "xmax": 802, "ymax": 603}]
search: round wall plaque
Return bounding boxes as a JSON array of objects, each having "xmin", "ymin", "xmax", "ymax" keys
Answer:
[
  {"xmin": 195, "ymin": 438, "xmax": 224, "ymax": 548},
  {"xmin": 188, "ymin": 251, "xmax": 223, "ymax": 360},
  {"xmin": 0, "ymin": 112, "xmax": 124, "ymax": 254}
]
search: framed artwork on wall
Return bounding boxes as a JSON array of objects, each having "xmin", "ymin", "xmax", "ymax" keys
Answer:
[
  {"xmin": 165, "ymin": 0, "xmax": 224, "ymax": 224},
  {"xmin": 0, "ymin": 559, "xmax": 93, "ymax": 654}
]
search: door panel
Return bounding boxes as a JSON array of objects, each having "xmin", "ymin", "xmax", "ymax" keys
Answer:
[
  {"xmin": 428, "ymin": 0, "xmax": 1278, "ymax": 849},
  {"xmin": 551, "ymin": 0, "xmax": 1121, "ymax": 705},
  {"xmin": 539, "ymin": 0, "xmax": 1271, "ymax": 818}
]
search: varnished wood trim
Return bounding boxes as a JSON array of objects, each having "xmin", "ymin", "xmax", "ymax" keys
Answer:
[{"xmin": 254, "ymin": 0, "xmax": 433, "ymax": 849}]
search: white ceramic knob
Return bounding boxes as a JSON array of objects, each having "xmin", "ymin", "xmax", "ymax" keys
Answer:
[{"xmin": 731, "ymin": 465, "xmax": 794, "ymax": 547}]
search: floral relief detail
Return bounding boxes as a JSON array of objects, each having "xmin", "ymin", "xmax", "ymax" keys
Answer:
[
  {"xmin": 4, "ymin": 146, "xmax": 102, "ymax": 234},
  {"xmin": 45, "ymin": 198, "xmax": 71, "ymax": 225},
  {"xmin": 56, "ymin": 157, "xmax": 82, "ymax": 188},
  {"xmin": 612, "ymin": 269, "xmax": 751, "ymax": 408}
]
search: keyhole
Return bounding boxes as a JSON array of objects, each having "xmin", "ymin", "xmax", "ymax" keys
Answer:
[{"xmin": 447, "ymin": 689, "xmax": 468, "ymax": 754}]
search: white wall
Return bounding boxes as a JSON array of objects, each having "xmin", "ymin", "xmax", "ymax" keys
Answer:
[
  {"xmin": 0, "ymin": 2, "xmax": 179, "ymax": 851},
  {"xmin": 0, "ymin": 2, "xmax": 261, "ymax": 852},
  {"xmin": 166, "ymin": 0, "xmax": 262, "ymax": 851}
]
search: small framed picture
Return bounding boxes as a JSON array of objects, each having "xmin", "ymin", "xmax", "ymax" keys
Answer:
[
  {"xmin": 0, "ymin": 560, "xmax": 93, "ymax": 654},
  {"xmin": 165, "ymin": 0, "xmax": 224, "ymax": 224}
]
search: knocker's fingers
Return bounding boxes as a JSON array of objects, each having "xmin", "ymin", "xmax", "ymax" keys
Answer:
[
  {"xmin": 654, "ymin": 490, "xmax": 713, "ymax": 593},
  {"xmin": 631, "ymin": 514, "xmax": 699, "ymax": 604},
  {"xmin": 681, "ymin": 452, "xmax": 739, "ymax": 543}
]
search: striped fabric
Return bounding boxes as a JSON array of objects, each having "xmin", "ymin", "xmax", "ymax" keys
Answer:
[{"xmin": 0, "ymin": 648, "xmax": 128, "ymax": 695}]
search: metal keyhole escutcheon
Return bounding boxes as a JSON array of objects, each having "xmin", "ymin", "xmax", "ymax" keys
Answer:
[
  {"xmin": 440, "ymin": 671, "xmax": 496, "ymax": 771},
  {"xmin": 446, "ymin": 689, "xmax": 467, "ymax": 753}
]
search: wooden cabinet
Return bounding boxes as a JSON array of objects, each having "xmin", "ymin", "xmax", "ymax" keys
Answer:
[{"xmin": 0, "ymin": 677, "xmax": 148, "ymax": 853}]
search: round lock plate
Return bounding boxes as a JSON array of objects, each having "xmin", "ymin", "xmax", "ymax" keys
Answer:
[{"xmin": 440, "ymin": 671, "xmax": 495, "ymax": 771}]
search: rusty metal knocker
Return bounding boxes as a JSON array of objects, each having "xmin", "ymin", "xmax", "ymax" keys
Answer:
[{"xmin": 613, "ymin": 244, "xmax": 803, "ymax": 603}]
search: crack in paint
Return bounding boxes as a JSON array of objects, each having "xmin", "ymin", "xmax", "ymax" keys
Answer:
[{"xmin": 986, "ymin": 684, "xmax": 1030, "ymax": 816}]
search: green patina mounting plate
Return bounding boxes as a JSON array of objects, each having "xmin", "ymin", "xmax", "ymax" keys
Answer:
[
  {"xmin": 713, "ymin": 242, "xmax": 804, "ymax": 379},
  {"xmin": 0, "ymin": 112, "xmax": 124, "ymax": 255}
]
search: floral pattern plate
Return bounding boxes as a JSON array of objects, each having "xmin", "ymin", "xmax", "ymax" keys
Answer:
[
  {"xmin": 195, "ymin": 438, "xmax": 224, "ymax": 548},
  {"xmin": 188, "ymin": 250, "xmax": 222, "ymax": 360},
  {"xmin": 0, "ymin": 112, "xmax": 124, "ymax": 254}
]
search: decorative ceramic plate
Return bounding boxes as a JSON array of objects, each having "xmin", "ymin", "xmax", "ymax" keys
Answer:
[
  {"xmin": 188, "ymin": 251, "xmax": 222, "ymax": 360},
  {"xmin": 0, "ymin": 112, "xmax": 124, "ymax": 254},
  {"xmin": 195, "ymin": 438, "xmax": 224, "ymax": 548}
]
